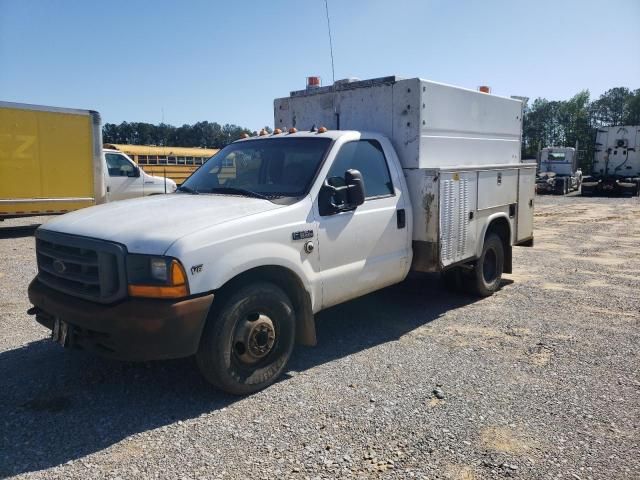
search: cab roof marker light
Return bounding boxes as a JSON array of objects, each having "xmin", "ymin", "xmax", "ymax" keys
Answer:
[
  {"xmin": 259, "ymin": 129, "xmax": 268, "ymax": 136},
  {"xmin": 318, "ymin": 126, "xmax": 328, "ymax": 133},
  {"xmin": 288, "ymin": 127, "xmax": 297, "ymax": 134},
  {"xmin": 273, "ymin": 128, "xmax": 282, "ymax": 135}
]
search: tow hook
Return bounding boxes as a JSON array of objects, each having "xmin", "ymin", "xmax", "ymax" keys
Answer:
[{"xmin": 26, "ymin": 306, "xmax": 41, "ymax": 316}]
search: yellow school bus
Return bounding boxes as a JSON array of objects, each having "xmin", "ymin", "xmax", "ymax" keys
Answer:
[
  {"xmin": 1, "ymin": 102, "xmax": 106, "ymax": 219},
  {"xmin": 103, "ymin": 144, "xmax": 219, "ymax": 185}
]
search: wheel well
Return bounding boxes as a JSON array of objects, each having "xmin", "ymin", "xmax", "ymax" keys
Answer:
[
  {"xmin": 485, "ymin": 217, "xmax": 512, "ymax": 274},
  {"xmin": 215, "ymin": 266, "xmax": 316, "ymax": 347}
]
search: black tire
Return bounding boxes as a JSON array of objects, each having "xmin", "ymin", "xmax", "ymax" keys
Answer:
[
  {"xmin": 464, "ymin": 233, "xmax": 504, "ymax": 297},
  {"xmin": 196, "ymin": 282, "xmax": 296, "ymax": 395}
]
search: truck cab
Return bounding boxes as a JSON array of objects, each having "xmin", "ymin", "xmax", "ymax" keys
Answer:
[
  {"xmin": 104, "ymin": 149, "xmax": 177, "ymax": 200},
  {"xmin": 536, "ymin": 147, "xmax": 582, "ymax": 194}
]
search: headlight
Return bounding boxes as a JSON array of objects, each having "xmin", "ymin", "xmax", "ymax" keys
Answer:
[
  {"xmin": 150, "ymin": 257, "xmax": 168, "ymax": 280},
  {"xmin": 126, "ymin": 255, "xmax": 189, "ymax": 299}
]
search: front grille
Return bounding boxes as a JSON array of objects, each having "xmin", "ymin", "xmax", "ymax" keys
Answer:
[{"xmin": 35, "ymin": 230, "xmax": 127, "ymax": 303}]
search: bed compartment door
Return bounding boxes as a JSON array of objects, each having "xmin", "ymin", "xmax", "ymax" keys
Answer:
[{"xmin": 517, "ymin": 167, "xmax": 535, "ymax": 242}]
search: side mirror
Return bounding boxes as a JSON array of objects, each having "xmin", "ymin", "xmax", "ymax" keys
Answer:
[
  {"xmin": 127, "ymin": 167, "xmax": 141, "ymax": 178},
  {"xmin": 318, "ymin": 169, "xmax": 366, "ymax": 216},
  {"xmin": 345, "ymin": 169, "xmax": 365, "ymax": 207}
]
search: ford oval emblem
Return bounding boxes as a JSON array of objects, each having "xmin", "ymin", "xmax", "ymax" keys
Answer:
[{"xmin": 52, "ymin": 259, "xmax": 66, "ymax": 274}]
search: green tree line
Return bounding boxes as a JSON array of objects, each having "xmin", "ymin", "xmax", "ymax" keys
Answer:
[
  {"xmin": 102, "ymin": 121, "xmax": 272, "ymax": 149},
  {"xmin": 522, "ymin": 87, "xmax": 640, "ymax": 171}
]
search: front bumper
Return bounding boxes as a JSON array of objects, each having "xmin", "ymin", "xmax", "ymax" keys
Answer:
[
  {"xmin": 536, "ymin": 183, "xmax": 555, "ymax": 193},
  {"xmin": 582, "ymin": 181, "xmax": 637, "ymax": 195},
  {"xmin": 28, "ymin": 278, "xmax": 214, "ymax": 361}
]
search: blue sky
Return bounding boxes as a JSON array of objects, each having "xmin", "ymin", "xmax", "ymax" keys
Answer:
[{"xmin": 1, "ymin": 0, "xmax": 638, "ymax": 130}]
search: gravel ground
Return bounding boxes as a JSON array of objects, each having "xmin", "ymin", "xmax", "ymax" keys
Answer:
[{"xmin": 1, "ymin": 196, "xmax": 639, "ymax": 480}]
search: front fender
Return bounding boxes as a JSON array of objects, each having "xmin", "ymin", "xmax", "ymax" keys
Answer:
[{"xmin": 164, "ymin": 198, "xmax": 321, "ymax": 311}]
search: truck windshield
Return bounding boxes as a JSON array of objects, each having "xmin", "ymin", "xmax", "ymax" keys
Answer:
[
  {"xmin": 179, "ymin": 137, "xmax": 332, "ymax": 198},
  {"xmin": 547, "ymin": 152, "xmax": 566, "ymax": 162}
]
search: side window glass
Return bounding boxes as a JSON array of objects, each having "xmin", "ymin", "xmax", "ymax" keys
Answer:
[
  {"xmin": 106, "ymin": 154, "xmax": 134, "ymax": 177},
  {"xmin": 327, "ymin": 140, "xmax": 394, "ymax": 199}
]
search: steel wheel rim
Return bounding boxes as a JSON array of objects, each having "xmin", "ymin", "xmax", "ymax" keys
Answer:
[{"xmin": 232, "ymin": 312, "xmax": 277, "ymax": 366}]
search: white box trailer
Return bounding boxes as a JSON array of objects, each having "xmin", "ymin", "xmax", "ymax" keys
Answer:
[
  {"xmin": 275, "ymin": 76, "xmax": 535, "ymax": 271},
  {"xmin": 585, "ymin": 125, "xmax": 640, "ymax": 196}
]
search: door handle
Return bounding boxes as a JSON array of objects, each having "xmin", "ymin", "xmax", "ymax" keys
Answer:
[{"xmin": 397, "ymin": 209, "xmax": 406, "ymax": 229}]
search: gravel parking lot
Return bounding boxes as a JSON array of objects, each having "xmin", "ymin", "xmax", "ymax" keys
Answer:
[{"xmin": 1, "ymin": 195, "xmax": 639, "ymax": 480}]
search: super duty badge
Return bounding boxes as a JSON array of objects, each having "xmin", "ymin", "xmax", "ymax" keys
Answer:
[{"xmin": 292, "ymin": 230, "xmax": 314, "ymax": 241}]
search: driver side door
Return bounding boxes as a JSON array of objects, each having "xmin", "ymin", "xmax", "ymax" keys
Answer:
[{"xmin": 316, "ymin": 139, "xmax": 410, "ymax": 309}]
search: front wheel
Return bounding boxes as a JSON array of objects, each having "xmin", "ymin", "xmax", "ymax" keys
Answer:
[
  {"xmin": 196, "ymin": 282, "xmax": 296, "ymax": 395},
  {"xmin": 464, "ymin": 233, "xmax": 504, "ymax": 297}
]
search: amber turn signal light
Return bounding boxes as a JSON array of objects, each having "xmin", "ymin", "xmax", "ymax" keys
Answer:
[{"xmin": 128, "ymin": 260, "xmax": 189, "ymax": 299}]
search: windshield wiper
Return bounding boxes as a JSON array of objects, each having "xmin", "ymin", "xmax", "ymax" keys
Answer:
[
  {"xmin": 176, "ymin": 185, "xmax": 199, "ymax": 194},
  {"xmin": 208, "ymin": 187, "xmax": 269, "ymax": 200}
]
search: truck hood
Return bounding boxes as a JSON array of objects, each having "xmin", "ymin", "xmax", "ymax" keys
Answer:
[{"xmin": 40, "ymin": 194, "xmax": 285, "ymax": 254}]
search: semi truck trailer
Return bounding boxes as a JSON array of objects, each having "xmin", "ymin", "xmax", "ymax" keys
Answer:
[
  {"xmin": 583, "ymin": 125, "xmax": 640, "ymax": 196},
  {"xmin": 27, "ymin": 76, "xmax": 535, "ymax": 394},
  {"xmin": 0, "ymin": 102, "xmax": 176, "ymax": 219},
  {"xmin": 535, "ymin": 147, "xmax": 582, "ymax": 195}
]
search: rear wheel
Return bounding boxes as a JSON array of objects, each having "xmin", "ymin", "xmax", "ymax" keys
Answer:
[
  {"xmin": 196, "ymin": 282, "xmax": 296, "ymax": 395},
  {"xmin": 463, "ymin": 233, "xmax": 504, "ymax": 297}
]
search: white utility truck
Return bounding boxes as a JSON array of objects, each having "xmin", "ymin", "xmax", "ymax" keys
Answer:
[
  {"xmin": 27, "ymin": 76, "xmax": 535, "ymax": 394},
  {"xmin": 535, "ymin": 147, "xmax": 582, "ymax": 194},
  {"xmin": 583, "ymin": 125, "xmax": 640, "ymax": 196}
]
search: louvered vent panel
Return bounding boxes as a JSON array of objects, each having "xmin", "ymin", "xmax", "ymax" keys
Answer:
[{"xmin": 440, "ymin": 178, "xmax": 470, "ymax": 265}]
